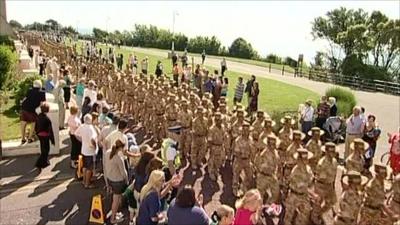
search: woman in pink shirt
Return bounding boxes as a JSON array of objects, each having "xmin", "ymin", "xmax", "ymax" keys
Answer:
[
  {"xmin": 233, "ymin": 189, "xmax": 263, "ymax": 225},
  {"xmin": 388, "ymin": 128, "xmax": 400, "ymax": 175}
]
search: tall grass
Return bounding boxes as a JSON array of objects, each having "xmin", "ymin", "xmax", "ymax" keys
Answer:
[{"xmin": 325, "ymin": 87, "xmax": 357, "ymax": 117}]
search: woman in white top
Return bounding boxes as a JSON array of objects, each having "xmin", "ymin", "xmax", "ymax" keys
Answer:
[
  {"xmin": 301, "ymin": 99, "xmax": 315, "ymax": 134},
  {"xmin": 53, "ymin": 80, "xmax": 66, "ymax": 129},
  {"xmin": 82, "ymin": 80, "xmax": 97, "ymax": 107},
  {"xmin": 67, "ymin": 105, "xmax": 81, "ymax": 168}
]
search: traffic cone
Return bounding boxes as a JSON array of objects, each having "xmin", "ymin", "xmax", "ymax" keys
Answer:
[
  {"xmin": 76, "ymin": 155, "xmax": 83, "ymax": 179},
  {"xmin": 89, "ymin": 194, "xmax": 104, "ymax": 224}
]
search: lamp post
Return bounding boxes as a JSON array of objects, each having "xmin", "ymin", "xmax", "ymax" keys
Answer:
[
  {"xmin": 106, "ymin": 16, "xmax": 110, "ymax": 44},
  {"xmin": 171, "ymin": 10, "xmax": 179, "ymax": 53}
]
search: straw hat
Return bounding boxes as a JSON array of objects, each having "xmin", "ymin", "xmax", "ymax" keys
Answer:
[
  {"xmin": 256, "ymin": 111, "xmax": 266, "ymax": 118},
  {"xmin": 291, "ymin": 130, "xmax": 306, "ymax": 140},
  {"xmin": 305, "ymin": 99, "xmax": 313, "ymax": 105},
  {"xmin": 262, "ymin": 134, "xmax": 280, "ymax": 148},
  {"xmin": 264, "ymin": 118, "xmax": 276, "ymax": 127},
  {"xmin": 239, "ymin": 122, "xmax": 253, "ymax": 132},
  {"xmin": 214, "ymin": 112, "xmax": 222, "ymax": 119},
  {"xmin": 307, "ymin": 127, "xmax": 325, "ymax": 137},
  {"xmin": 181, "ymin": 99, "xmax": 189, "ymax": 105},
  {"xmin": 342, "ymin": 171, "xmax": 368, "ymax": 186},
  {"xmin": 294, "ymin": 148, "xmax": 313, "ymax": 160},
  {"xmin": 196, "ymin": 106, "xmax": 206, "ymax": 114},
  {"xmin": 321, "ymin": 142, "xmax": 337, "ymax": 153},
  {"xmin": 280, "ymin": 115, "xmax": 295, "ymax": 125},
  {"xmin": 350, "ymin": 138, "xmax": 369, "ymax": 151}
]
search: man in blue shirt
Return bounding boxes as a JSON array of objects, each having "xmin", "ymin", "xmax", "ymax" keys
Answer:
[{"xmin": 45, "ymin": 74, "xmax": 55, "ymax": 93}]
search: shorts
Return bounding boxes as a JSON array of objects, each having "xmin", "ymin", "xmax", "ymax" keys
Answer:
[
  {"xmin": 109, "ymin": 180, "xmax": 127, "ymax": 195},
  {"xmin": 123, "ymin": 187, "xmax": 137, "ymax": 210},
  {"xmin": 82, "ymin": 155, "xmax": 94, "ymax": 169},
  {"xmin": 20, "ymin": 110, "xmax": 37, "ymax": 123}
]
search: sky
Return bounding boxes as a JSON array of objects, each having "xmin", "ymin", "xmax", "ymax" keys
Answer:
[{"xmin": 6, "ymin": 0, "xmax": 400, "ymax": 63}]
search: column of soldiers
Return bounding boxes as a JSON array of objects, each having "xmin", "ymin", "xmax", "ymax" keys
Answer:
[{"xmin": 30, "ymin": 33, "xmax": 399, "ymax": 225}]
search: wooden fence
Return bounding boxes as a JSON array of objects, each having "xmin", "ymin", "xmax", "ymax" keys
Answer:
[{"xmin": 303, "ymin": 69, "xmax": 400, "ymax": 95}]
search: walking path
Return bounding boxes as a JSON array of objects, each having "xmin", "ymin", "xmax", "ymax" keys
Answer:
[{"xmin": 129, "ymin": 46, "xmax": 399, "ymax": 161}]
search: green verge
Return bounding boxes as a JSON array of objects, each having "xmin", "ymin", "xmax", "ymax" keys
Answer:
[{"xmin": 95, "ymin": 43, "xmax": 319, "ymax": 114}]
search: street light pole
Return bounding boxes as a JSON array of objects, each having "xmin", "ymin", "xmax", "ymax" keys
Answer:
[{"xmin": 171, "ymin": 10, "xmax": 178, "ymax": 53}]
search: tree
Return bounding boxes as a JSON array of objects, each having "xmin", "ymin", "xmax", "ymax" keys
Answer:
[
  {"xmin": 311, "ymin": 7, "xmax": 368, "ymax": 71},
  {"xmin": 312, "ymin": 51, "xmax": 325, "ymax": 68},
  {"xmin": 228, "ymin": 37, "xmax": 257, "ymax": 59},
  {"xmin": 60, "ymin": 26, "xmax": 78, "ymax": 35},
  {"xmin": 9, "ymin": 20, "xmax": 23, "ymax": 29},
  {"xmin": 92, "ymin": 27, "xmax": 108, "ymax": 42},
  {"xmin": 45, "ymin": 19, "xmax": 60, "ymax": 31},
  {"xmin": 265, "ymin": 54, "xmax": 282, "ymax": 64}
]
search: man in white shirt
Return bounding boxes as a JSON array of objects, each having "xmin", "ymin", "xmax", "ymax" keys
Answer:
[
  {"xmin": 74, "ymin": 114, "xmax": 98, "ymax": 188},
  {"xmin": 344, "ymin": 106, "xmax": 366, "ymax": 159},
  {"xmin": 301, "ymin": 99, "xmax": 315, "ymax": 134}
]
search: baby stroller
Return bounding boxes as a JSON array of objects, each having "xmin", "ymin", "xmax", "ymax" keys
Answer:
[{"xmin": 323, "ymin": 116, "xmax": 346, "ymax": 144}]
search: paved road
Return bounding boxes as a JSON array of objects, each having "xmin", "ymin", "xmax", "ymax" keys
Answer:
[{"xmin": 128, "ymin": 46, "xmax": 400, "ymax": 162}]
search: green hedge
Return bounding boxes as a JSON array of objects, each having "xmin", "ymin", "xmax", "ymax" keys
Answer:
[
  {"xmin": 0, "ymin": 44, "xmax": 18, "ymax": 91},
  {"xmin": 14, "ymin": 74, "xmax": 44, "ymax": 109},
  {"xmin": 325, "ymin": 87, "xmax": 357, "ymax": 117}
]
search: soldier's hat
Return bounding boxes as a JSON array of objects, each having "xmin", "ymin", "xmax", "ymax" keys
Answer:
[
  {"xmin": 181, "ymin": 99, "xmax": 189, "ymax": 105},
  {"xmin": 294, "ymin": 148, "xmax": 313, "ymax": 160},
  {"xmin": 280, "ymin": 115, "xmax": 295, "ymax": 125},
  {"xmin": 240, "ymin": 122, "xmax": 253, "ymax": 131},
  {"xmin": 290, "ymin": 130, "xmax": 306, "ymax": 140},
  {"xmin": 307, "ymin": 127, "xmax": 325, "ymax": 137},
  {"xmin": 196, "ymin": 106, "xmax": 206, "ymax": 114},
  {"xmin": 373, "ymin": 163, "xmax": 387, "ymax": 175},
  {"xmin": 204, "ymin": 92, "xmax": 212, "ymax": 99},
  {"xmin": 256, "ymin": 110, "xmax": 265, "ymax": 118},
  {"xmin": 264, "ymin": 118, "xmax": 276, "ymax": 127},
  {"xmin": 214, "ymin": 112, "xmax": 222, "ymax": 119},
  {"xmin": 321, "ymin": 142, "xmax": 337, "ymax": 153},
  {"xmin": 263, "ymin": 134, "xmax": 280, "ymax": 148},
  {"xmin": 342, "ymin": 170, "xmax": 368, "ymax": 186},
  {"xmin": 350, "ymin": 138, "xmax": 369, "ymax": 151}
]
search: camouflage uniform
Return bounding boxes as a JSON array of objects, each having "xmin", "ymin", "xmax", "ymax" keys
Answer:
[
  {"xmin": 314, "ymin": 142, "xmax": 338, "ymax": 214},
  {"xmin": 207, "ymin": 113, "xmax": 225, "ymax": 181},
  {"xmin": 334, "ymin": 171, "xmax": 367, "ymax": 225},
  {"xmin": 254, "ymin": 135, "xmax": 280, "ymax": 204},
  {"xmin": 178, "ymin": 100, "xmax": 193, "ymax": 159},
  {"xmin": 191, "ymin": 106, "xmax": 208, "ymax": 169},
  {"xmin": 153, "ymin": 88, "xmax": 167, "ymax": 142},
  {"xmin": 358, "ymin": 164, "xmax": 387, "ymax": 225},
  {"xmin": 230, "ymin": 110, "xmax": 245, "ymax": 161},
  {"xmin": 306, "ymin": 127, "xmax": 324, "ymax": 170},
  {"xmin": 232, "ymin": 123, "xmax": 254, "ymax": 196},
  {"xmin": 345, "ymin": 139, "xmax": 367, "ymax": 174},
  {"xmin": 284, "ymin": 148, "xmax": 314, "ymax": 225},
  {"xmin": 282, "ymin": 131, "xmax": 305, "ymax": 193},
  {"xmin": 165, "ymin": 94, "xmax": 180, "ymax": 132}
]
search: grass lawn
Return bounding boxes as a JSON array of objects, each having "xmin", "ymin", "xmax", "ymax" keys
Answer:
[
  {"xmin": 93, "ymin": 43, "xmax": 319, "ymax": 114},
  {"xmin": 0, "ymin": 100, "xmax": 22, "ymax": 141}
]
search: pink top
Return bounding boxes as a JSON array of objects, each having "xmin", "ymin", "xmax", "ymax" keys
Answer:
[
  {"xmin": 233, "ymin": 208, "xmax": 254, "ymax": 225},
  {"xmin": 389, "ymin": 132, "xmax": 400, "ymax": 155}
]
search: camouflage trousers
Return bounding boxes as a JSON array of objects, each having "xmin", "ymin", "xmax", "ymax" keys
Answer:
[
  {"xmin": 153, "ymin": 115, "xmax": 166, "ymax": 142},
  {"xmin": 314, "ymin": 181, "xmax": 337, "ymax": 213},
  {"xmin": 191, "ymin": 135, "xmax": 207, "ymax": 168},
  {"xmin": 284, "ymin": 191, "xmax": 312, "ymax": 225},
  {"xmin": 333, "ymin": 216, "xmax": 357, "ymax": 225},
  {"xmin": 232, "ymin": 158, "xmax": 252, "ymax": 195},
  {"xmin": 358, "ymin": 205, "xmax": 382, "ymax": 225},
  {"xmin": 256, "ymin": 173, "xmax": 280, "ymax": 204},
  {"xmin": 180, "ymin": 128, "xmax": 192, "ymax": 158},
  {"xmin": 208, "ymin": 145, "xmax": 225, "ymax": 180}
]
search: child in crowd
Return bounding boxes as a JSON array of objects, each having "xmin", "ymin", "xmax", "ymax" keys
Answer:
[
  {"xmin": 233, "ymin": 189, "xmax": 263, "ymax": 225},
  {"xmin": 123, "ymin": 182, "xmax": 137, "ymax": 225},
  {"xmin": 211, "ymin": 205, "xmax": 235, "ymax": 225}
]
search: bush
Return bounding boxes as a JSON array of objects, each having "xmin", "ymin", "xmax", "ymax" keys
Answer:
[
  {"xmin": 0, "ymin": 44, "xmax": 18, "ymax": 91},
  {"xmin": 325, "ymin": 87, "xmax": 357, "ymax": 116},
  {"xmin": 14, "ymin": 74, "xmax": 44, "ymax": 109}
]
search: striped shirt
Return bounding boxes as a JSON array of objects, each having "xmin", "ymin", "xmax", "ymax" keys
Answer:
[{"xmin": 234, "ymin": 83, "xmax": 245, "ymax": 99}]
